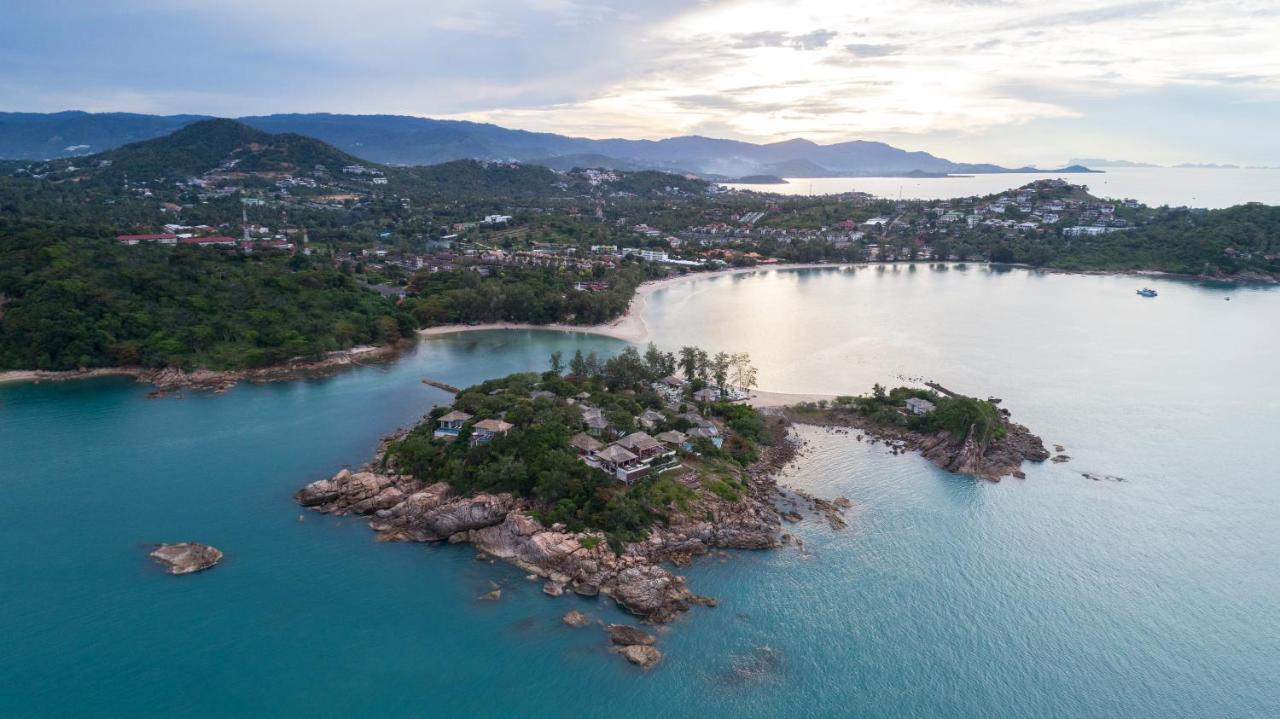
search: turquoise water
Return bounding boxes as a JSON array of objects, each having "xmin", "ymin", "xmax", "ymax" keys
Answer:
[
  {"xmin": 2, "ymin": 266, "xmax": 1278, "ymax": 717},
  {"xmin": 723, "ymin": 167, "xmax": 1280, "ymax": 208}
]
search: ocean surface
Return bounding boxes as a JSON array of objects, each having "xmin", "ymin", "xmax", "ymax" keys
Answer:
[
  {"xmin": 723, "ymin": 166, "xmax": 1280, "ymax": 209},
  {"xmin": 3, "ymin": 266, "xmax": 1278, "ymax": 718}
]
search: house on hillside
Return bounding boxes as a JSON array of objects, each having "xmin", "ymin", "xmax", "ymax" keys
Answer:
[
  {"xmin": 433, "ymin": 410, "xmax": 473, "ymax": 440},
  {"xmin": 570, "ymin": 433, "xmax": 604, "ymax": 456},
  {"xmin": 638, "ymin": 410, "xmax": 665, "ymax": 431},
  {"xmin": 471, "ymin": 418, "xmax": 514, "ymax": 446},
  {"xmin": 591, "ymin": 444, "xmax": 646, "ymax": 483},
  {"xmin": 616, "ymin": 432, "xmax": 667, "ymax": 461},
  {"xmin": 655, "ymin": 430, "xmax": 688, "ymax": 450}
]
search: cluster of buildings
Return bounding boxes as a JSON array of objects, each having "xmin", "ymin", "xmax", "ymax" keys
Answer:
[
  {"xmin": 431, "ymin": 411, "xmax": 514, "ymax": 446},
  {"xmin": 571, "ymin": 431, "xmax": 678, "ymax": 483},
  {"xmin": 115, "ymin": 233, "xmax": 295, "ymax": 252},
  {"xmin": 919, "ymin": 182, "xmax": 1139, "ymax": 237}
]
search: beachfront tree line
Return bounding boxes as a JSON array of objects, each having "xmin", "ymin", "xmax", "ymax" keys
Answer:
[{"xmin": 551, "ymin": 343, "xmax": 758, "ymax": 397}]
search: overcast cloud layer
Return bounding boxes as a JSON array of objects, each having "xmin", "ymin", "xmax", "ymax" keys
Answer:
[{"xmin": 2, "ymin": 0, "xmax": 1277, "ymax": 165}]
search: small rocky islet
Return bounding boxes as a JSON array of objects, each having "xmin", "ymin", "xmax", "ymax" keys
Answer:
[
  {"xmin": 296, "ymin": 353, "xmax": 1049, "ymax": 666},
  {"xmin": 149, "ymin": 542, "xmax": 223, "ymax": 575}
]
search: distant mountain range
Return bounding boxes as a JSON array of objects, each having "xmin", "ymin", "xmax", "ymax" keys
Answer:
[
  {"xmin": 0, "ymin": 110, "xmax": 1098, "ymax": 178},
  {"xmin": 9, "ymin": 118, "xmax": 710, "ymax": 202},
  {"xmin": 1069, "ymin": 158, "xmax": 1278, "ymax": 170},
  {"xmin": 1068, "ymin": 158, "xmax": 1162, "ymax": 168}
]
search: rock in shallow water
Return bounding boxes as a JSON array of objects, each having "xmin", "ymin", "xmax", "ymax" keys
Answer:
[
  {"xmin": 149, "ymin": 543, "xmax": 223, "ymax": 575},
  {"xmin": 616, "ymin": 644, "xmax": 663, "ymax": 668},
  {"xmin": 562, "ymin": 610, "xmax": 591, "ymax": 628},
  {"xmin": 606, "ymin": 624, "xmax": 656, "ymax": 646}
]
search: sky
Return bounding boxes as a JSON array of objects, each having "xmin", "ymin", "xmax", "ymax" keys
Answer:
[{"xmin": 2, "ymin": 0, "xmax": 1278, "ymax": 166}]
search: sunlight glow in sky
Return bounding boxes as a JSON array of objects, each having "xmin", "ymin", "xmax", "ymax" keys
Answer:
[{"xmin": 2, "ymin": 0, "xmax": 1278, "ymax": 165}]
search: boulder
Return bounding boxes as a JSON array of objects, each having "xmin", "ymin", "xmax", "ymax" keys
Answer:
[
  {"xmin": 562, "ymin": 610, "xmax": 591, "ymax": 628},
  {"xmin": 543, "ymin": 581, "xmax": 565, "ymax": 597},
  {"xmin": 149, "ymin": 543, "xmax": 223, "ymax": 575},
  {"xmin": 571, "ymin": 580, "xmax": 600, "ymax": 597},
  {"xmin": 480, "ymin": 589, "xmax": 502, "ymax": 601},
  {"xmin": 606, "ymin": 624, "xmax": 656, "ymax": 646},
  {"xmin": 416, "ymin": 494, "xmax": 516, "ymax": 541},
  {"xmin": 605, "ymin": 565, "xmax": 691, "ymax": 621},
  {"xmin": 616, "ymin": 644, "xmax": 662, "ymax": 668}
]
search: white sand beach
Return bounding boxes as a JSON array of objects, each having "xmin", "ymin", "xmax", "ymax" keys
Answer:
[{"xmin": 417, "ymin": 262, "xmax": 846, "ymax": 344}]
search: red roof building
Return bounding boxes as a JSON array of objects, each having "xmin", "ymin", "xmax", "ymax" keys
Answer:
[{"xmin": 116, "ymin": 233, "xmax": 178, "ymax": 245}]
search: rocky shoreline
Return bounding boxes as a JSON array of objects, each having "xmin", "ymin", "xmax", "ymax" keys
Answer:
[
  {"xmin": 780, "ymin": 406, "xmax": 1050, "ymax": 482},
  {"xmin": 295, "ymin": 422, "xmax": 829, "ymax": 627},
  {"xmin": 0, "ymin": 343, "xmax": 404, "ymax": 395}
]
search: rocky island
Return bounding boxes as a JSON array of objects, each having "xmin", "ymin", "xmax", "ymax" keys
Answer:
[
  {"xmin": 298, "ymin": 345, "xmax": 802, "ymax": 628},
  {"xmin": 149, "ymin": 542, "xmax": 223, "ymax": 575},
  {"xmin": 781, "ymin": 383, "xmax": 1049, "ymax": 481},
  {"xmin": 297, "ymin": 345, "xmax": 1048, "ymax": 663}
]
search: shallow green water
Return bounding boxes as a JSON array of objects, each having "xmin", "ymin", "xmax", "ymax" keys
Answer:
[{"xmin": 2, "ymin": 266, "xmax": 1277, "ymax": 717}]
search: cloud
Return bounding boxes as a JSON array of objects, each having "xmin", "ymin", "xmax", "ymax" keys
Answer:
[
  {"xmin": 730, "ymin": 29, "xmax": 837, "ymax": 50},
  {"xmin": 1, "ymin": 0, "xmax": 1278, "ymax": 165},
  {"xmin": 844, "ymin": 43, "xmax": 907, "ymax": 58}
]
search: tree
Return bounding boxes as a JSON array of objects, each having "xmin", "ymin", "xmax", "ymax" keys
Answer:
[
  {"xmin": 584, "ymin": 351, "xmax": 601, "ymax": 377},
  {"xmin": 711, "ymin": 351, "xmax": 730, "ymax": 394},
  {"xmin": 729, "ymin": 352, "xmax": 757, "ymax": 391},
  {"xmin": 549, "ymin": 350, "xmax": 564, "ymax": 374},
  {"xmin": 569, "ymin": 349, "xmax": 587, "ymax": 378},
  {"xmin": 603, "ymin": 346, "xmax": 648, "ymax": 390},
  {"xmin": 643, "ymin": 342, "xmax": 666, "ymax": 378},
  {"xmin": 678, "ymin": 346, "xmax": 699, "ymax": 380}
]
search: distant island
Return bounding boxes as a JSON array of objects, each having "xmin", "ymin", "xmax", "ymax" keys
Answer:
[
  {"xmin": 1068, "ymin": 158, "xmax": 1162, "ymax": 168},
  {"xmin": 1068, "ymin": 158, "xmax": 1279, "ymax": 170},
  {"xmin": 294, "ymin": 345, "xmax": 1049, "ymax": 665},
  {"xmin": 721, "ymin": 175, "xmax": 788, "ymax": 185}
]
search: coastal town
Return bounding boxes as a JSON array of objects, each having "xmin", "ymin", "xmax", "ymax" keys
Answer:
[{"xmin": 87, "ymin": 168, "xmax": 1252, "ymax": 318}]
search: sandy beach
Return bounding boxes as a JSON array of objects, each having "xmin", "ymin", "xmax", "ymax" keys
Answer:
[{"xmin": 417, "ymin": 262, "xmax": 847, "ymax": 344}]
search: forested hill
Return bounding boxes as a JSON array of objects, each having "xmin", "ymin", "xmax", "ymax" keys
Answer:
[
  {"xmin": 25, "ymin": 118, "xmax": 370, "ymax": 187},
  {"xmin": 4, "ymin": 119, "xmax": 708, "ymax": 208},
  {"xmin": 0, "ymin": 222, "xmax": 414, "ymax": 371},
  {"xmin": 1051, "ymin": 203, "xmax": 1280, "ymax": 277}
]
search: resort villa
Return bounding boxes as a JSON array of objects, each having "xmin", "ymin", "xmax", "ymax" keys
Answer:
[
  {"xmin": 431, "ymin": 411, "xmax": 513, "ymax": 446},
  {"xmin": 433, "ymin": 411, "xmax": 473, "ymax": 439},
  {"xmin": 574, "ymin": 429, "xmax": 678, "ymax": 484},
  {"xmin": 471, "ymin": 418, "xmax": 514, "ymax": 446}
]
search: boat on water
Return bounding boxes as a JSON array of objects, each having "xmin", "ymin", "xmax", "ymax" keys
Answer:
[{"xmin": 1136, "ymin": 288, "xmax": 1158, "ymax": 297}]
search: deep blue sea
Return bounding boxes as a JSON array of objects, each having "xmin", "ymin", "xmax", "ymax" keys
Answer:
[{"xmin": 2, "ymin": 265, "xmax": 1277, "ymax": 718}]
